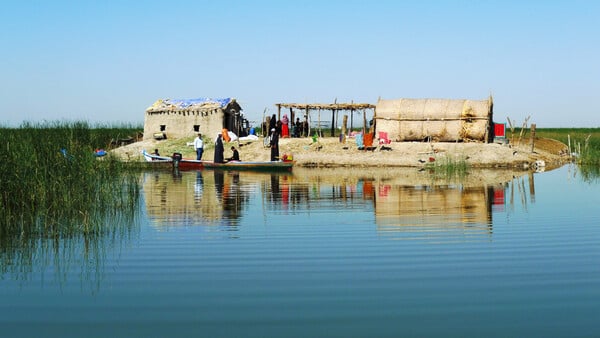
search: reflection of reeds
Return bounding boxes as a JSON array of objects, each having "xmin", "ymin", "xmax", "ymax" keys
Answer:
[
  {"xmin": 0, "ymin": 122, "xmax": 141, "ymax": 284},
  {"xmin": 572, "ymin": 164, "xmax": 600, "ymax": 184}
]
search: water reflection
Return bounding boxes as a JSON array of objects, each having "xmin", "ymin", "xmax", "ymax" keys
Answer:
[
  {"xmin": 0, "ymin": 209, "xmax": 140, "ymax": 291},
  {"xmin": 0, "ymin": 167, "xmax": 555, "ymax": 291},
  {"xmin": 574, "ymin": 164, "xmax": 600, "ymax": 183},
  {"xmin": 372, "ymin": 170, "xmax": 541, "ymax": 241},
  {"xmin": 143, "ymin": 170, "xmax": 281, "ymax": 227},
  {"xmin": 374, "ymin": 184, "xmax": 497, "ymax": 241},
  {"xmin": 266, "ymin": 174, "xmax": 293, "ymax": 210},
  {"xmin": 505, "ymin": 171, "xmax": 538, "ymax": 213},
  {"xmin": 142, "ymin": 167, "xmax": 542, "ymax": 242}
]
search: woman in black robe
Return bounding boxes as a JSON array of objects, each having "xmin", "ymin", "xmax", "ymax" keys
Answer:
[
  {"xmin": 269, "ymin": 114, "xmax": 277, "ymax": 133},
  {"xmin": 214, "ymin": 134, "xmax": 224, "ymax": 163},
  {"xmin": 269, "ymin": 128, "xmax": 279, "ymax": 161}
]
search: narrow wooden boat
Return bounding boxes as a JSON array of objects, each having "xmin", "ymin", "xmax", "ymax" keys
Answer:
[
  {"xmin": 176, "ymin": 158, "xmax": 294, "ymax": 172},
  {"xmin": 141, "ymin": 150, "xmax": 294, "ymax": 172},
  {"xmin": 141, "ymin": 150, "xmax": 173, "ymax": 163}
]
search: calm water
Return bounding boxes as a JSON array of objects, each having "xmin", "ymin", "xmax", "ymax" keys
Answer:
[{"xmin": 1, "ymin": 165, "xmax": 599, "ymax": 338}]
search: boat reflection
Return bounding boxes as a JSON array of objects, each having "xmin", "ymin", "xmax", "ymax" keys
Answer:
[{"xmin": 142, "ymin": 167, "xmax": 539, "ymax": 241}]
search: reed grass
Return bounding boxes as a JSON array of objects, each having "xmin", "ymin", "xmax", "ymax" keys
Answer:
[
  {"xmin": 0, "ymin": 122, "xmax": 144, "ymax": 282},
  {"xmin": 0, "ymin": 122, "xmax": 142, "ymax": 258},
  {"xmin": 428, "ymin": 155, "xmax": 469, "ymax": 180},
  {"xmin": 535, "ymin": 128, "xmax": 600, "ymax": 166}
]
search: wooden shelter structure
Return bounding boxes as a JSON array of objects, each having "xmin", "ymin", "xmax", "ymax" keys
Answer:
[
  {"xmin": 274, "ymin": 102, "xmax": 376, "ymax": 137},
  {"xmin": 143, "ymin": 97, "xmax": 246, "ymax": 141},
  {"xmin": 374, "ymin": 96, "xmax": 494, "ymax": 143}
]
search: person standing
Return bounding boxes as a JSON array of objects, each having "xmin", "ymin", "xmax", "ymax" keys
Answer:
[
  {"xmin": 194, "ymin": 133, "xmax": 204, "ymax": 160},
  {"xmin": 269, "ymin": 114, "xmax": 277, "ymax": 134},
  {"xmin": 281, "ymin": 114, "xmax": 290, "ymax": 138},
  {"xmin": 270, "ymin": 128, "xmax": 279, "ymax": 161},
  {"xmin": 294, "ymin": 117, "xmax": 303, "ymax": 137},
  {"xmin": 214, "ymin": 134, "xmax": 224, "ymax": 163}
]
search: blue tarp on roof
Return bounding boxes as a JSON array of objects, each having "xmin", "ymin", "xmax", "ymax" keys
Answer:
[
  {"xmin": 147, "ymin": 97, "xmax": 233, "ymax": 111},
  {"xmin": 163, "ymin": 97, "xmax": 232, "ymax": 109}
]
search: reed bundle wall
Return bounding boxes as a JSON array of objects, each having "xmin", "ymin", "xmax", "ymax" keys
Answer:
[{"xmin": 375, "ymin": 97, "xmax": 493, "ymax": 142}]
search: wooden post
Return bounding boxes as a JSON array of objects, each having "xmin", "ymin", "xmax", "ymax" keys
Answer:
[
  {"xmin": 370, "ymin": 107, "xmax": 375, "ymax": 133},
  {"xmin": 306, "ymin": 105, "xmax": 311, "ymax": 138},
  {"xmin": 517, "ymin": 116, "xmax": 530, "ymax": 146},
  {"xmin": 372, "ymin": 106, "xmax": 376, "ymax": 133},
  {"xmin": 362, "ymin": 109, "xmax": 367, "ymax": 134},
  {"xmin": 336, "ymin": 109, "xmax": 339, "ymax": 136},
  {"xmin": 350, "ymin": 109, "xmax": 354, "ymax": 134},
  {"xmin": 341, "ymin": 115, "xmax": 348, "ymax": 143},
  {"xmin": 318, "ymin": 108, "xmax": 321, "ymax": 137},
  {"xmin": 530, "ymin": 123, "xmax": 536, "ymax": 153},
  {"xmin": 331, "ymin": 109, "xmax": 336, "ymax": 137}
]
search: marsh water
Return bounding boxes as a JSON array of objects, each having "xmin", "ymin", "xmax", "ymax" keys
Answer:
[{"xmin": 1, "ymin": 165, "xmax": 599, "ymax": 338}]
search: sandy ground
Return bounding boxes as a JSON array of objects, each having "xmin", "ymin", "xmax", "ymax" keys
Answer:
[{"xmin": 111, "ymin": 134, "xmax": 570, "ymax": 170}]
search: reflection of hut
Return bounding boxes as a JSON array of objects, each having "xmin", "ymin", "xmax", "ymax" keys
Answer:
[
  {"xmin": 375, "ymin": 96, "xmax": 493, "ymax": 142},
  {"xmin": 143, "ymin": 171, "xmax": 277, "ymax": 227},
  {"xmin": 143, "ymin": 171, "xmax": 225, "ymax": 225},
  {"xmin": 143, "ymin": 97, "xmax": 245, "ymax": 140},
  {"xmin": 375, "ymin": 184, "xmax": 493, "ymax": 236}
]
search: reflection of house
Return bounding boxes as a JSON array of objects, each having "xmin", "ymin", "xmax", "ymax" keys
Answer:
[
  {"xmin": 142, "ymin": 171, "xmax": 259, "ymax": 227},
  {"xmin": 375, "ymin": 96, "xmax": 494, "ymax": 142},
  {"xmin": 143, "ymin": 171, "xmax": 226, "ymax": 226},
  {"xmin": 143, "ymin": 97, "xmax": 245, "ymax": 140}
]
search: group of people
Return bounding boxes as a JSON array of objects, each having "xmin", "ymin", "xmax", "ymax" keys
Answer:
[
  {"xmin": 194, "ymin": 132, "xmax": 239, "ymax": 163},
  {"xmin": 293, "ymin": 117, "xmax": 308, "ymax": 138},
  {"xmin": 265, "ymin": 114, "xmax": 308, "ymax": 139},
  {"xmin": 199, "ymin": 126, "xmax": 279, "ymax": 163},
  {"xmin": 157, "ymin": 128, "xmax": 283, "ymax": 165}
]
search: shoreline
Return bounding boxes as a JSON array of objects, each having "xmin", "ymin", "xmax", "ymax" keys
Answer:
[{"xmin": 112, "ymin": 136, "xmax": 570, "ymax": 170}]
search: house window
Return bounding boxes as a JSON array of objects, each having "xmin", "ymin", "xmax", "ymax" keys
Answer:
[
  {"xmin": 160, "ymin": 125, "xmax": 166, "ymax": 131},
  {"xmin": 193, "ymin": 125, "xmax": 200, "ymax": 132}
]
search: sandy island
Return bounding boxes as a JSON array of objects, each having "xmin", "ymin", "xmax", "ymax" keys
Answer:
[{"xmin": 111, "ymin": 135, "xmax": 570, "ymax": 170}]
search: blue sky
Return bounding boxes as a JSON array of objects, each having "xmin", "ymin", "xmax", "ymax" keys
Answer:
[{"xmin": 1, "ymin": 0, "xmax": 598, "ymax": 127}]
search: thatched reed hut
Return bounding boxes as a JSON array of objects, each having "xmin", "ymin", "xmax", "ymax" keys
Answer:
[
  {"xmin": 143, "ymin": 97, "xmax": 245, "ymax": 140},
  {"xmin": 375, "ymin": 96, "xmax": 494, "ymax": 142}
]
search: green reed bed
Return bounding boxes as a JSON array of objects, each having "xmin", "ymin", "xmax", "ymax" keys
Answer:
[
  {"xmin": 535, "ymin": 128, "xmax": 600, "ymax": 166},
  {"xmin": 427, "ymin": 155, "xmax": 469, "ymax": 180},
  {"xmin": 0, "ymin": 122, "xmax": 141, "ymax": 236},
  {"xmin": 1, "ymin": 122, "xmax": 143, "ymax": 279},
  {"xmin": 89, "ymin": 122, "xmax": 143, "ymax": 149},
  {"xmin": 533, "ymin": 128, "xmax": 600, "ymax": 182}
]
